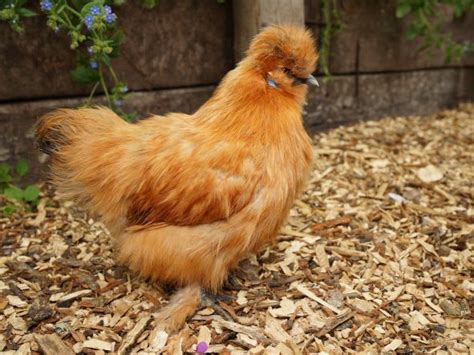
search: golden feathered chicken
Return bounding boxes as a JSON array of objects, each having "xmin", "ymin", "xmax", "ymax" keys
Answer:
[{"xmin": 36, "ymin": 25, "xmax": 318, "ymax": 331}]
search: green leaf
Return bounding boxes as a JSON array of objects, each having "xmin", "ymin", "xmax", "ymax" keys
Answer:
[
  {"xmin": 101, "ymin": 54, "xmax": 111, "ymax": 66},
  {"xmin": 120, "ymin": 112, "xmax": 137, "ymax": 122},
  {"xmin": 453, "ymin": 3, "xmax": 465, "ymax": 17},
  {"xmin": 109, "ymin": 30, "xmax": 124, "ymax": 58},
  {"xmin": 71, "ymin": 65, "xmax": 100, "ymax": 84},
  {"xmin": 23, "ymin": 185, "xmax": 40, "ymax": 202},
  {"xmin": 0, "ymin": 163, "xmax": 10, "ymax": 175},
  {"xmin": 452, "ymin": 45, "xmax": 465, "ymax": 62},
  {"xmin": 406, "ymin": 23, "xmax": 421, "ymax": 40},
  {"xmin": 5, "ymin": 186, "xmax": 24, "ymax": 201},
  {"xmin": 396, "ymin": 3, "xmax": 412, "ymax": 18},
  {"xmin": 0, "ymin": 163, "xmax": 12, "ymax": 183},
  {"xmin": 18, "ymin": 8, "xmax": 37, "ymax": 17},
  {"xmin": 444, "ymin": 46, "xmax": 453, "ymax": 63},
  {"xmin": 141, "ymin": 0, "xmax": 159, "ymax": 9},
  {"xmin": 2, "ymin": 204, "xmax": 17, "ymax": 216},
  {"xmin": 15, "ymin": 159, "xmax": 28, "ymax": 177}
]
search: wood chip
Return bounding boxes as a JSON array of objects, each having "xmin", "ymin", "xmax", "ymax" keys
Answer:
[
  {"xmin": 326, "ymin": 246, "xmax": 366, "ymax": 258},
  {"xmin": 350, "ymin": 299, "xmax": 376, "ymax": 313},
  {"xmin": 307, "ymin": 311, "xmax": 354, "ymax": 337},
  {"xmin": 6, "ymin": 295, "xmax": 27, "ymax": 308},
  {"xmin": 35, "ymin": 334, "xmax": 74, "ymax": 355},
  {"xmin": 56, "ymin": 290, "xmax": 93, "ymax": 307},
  {"xmin": 83, "ymin": 338, "xmax": 115, "ymax": 352},
  {"xmin": 383, "ymin": 339, "xmax": 403, "ymax": 352},
  {"xmin": 27, "ymin": 199, "xmax": 47, "ymax": 226},
  {"xmin": 315, "ymin": 244, "xmax": 330, "ymax": 268},
  {"xmin": 312, "ymin": 215, "xmax": 352, "ymax": 232},
  {"xmin": 214, "ymin": 319, "xmax": 272, "ymax": 345},
  {"xmin": 269, "ymin": 298, "xmax": 297, "ymax": 318},
  {"xmin": 296, "ymin": 284, "xmax": 343, "ymax": 315},
  {"xmin": 117, "ymin": 315, "xmax": 152, "ymax": 355},
  {"xmin": 264, "ymin": 314, "xmax": 292, "ymax": 343},
  {"xmin": 416, "ymin": 165, "xmax": 443, "ymax": 183}
]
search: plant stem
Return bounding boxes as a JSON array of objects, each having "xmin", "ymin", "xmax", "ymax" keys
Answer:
[
  {"xmin": 98, "ymin": 64, "xmax": 112, "ymax": 107},
  {"xmin": 62, "ymin": 10, "xmax": 75, "ymax": 28},
  {"xmin": 54, "ymin": 16, "xmax": 70, "ymax": 28},
  {"xmin": 87, "ymin": 81, "xmax": 100, "ymax": 105},
  {"xmin": 108, "ymin": 65, "xmax": 119, "ymax": 83},
  {"xmin": 64, "ymin": 3, "xmax": 82, "ymax": 19}
]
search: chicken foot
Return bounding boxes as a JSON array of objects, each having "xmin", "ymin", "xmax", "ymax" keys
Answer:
[{"xmin": 200, "ymin": 291, "xmax": 234, "ymax": 321}]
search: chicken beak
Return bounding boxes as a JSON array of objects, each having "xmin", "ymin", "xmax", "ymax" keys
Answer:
[{"xmin": 307, "ymin": 75, "xmax": 319, "ymax": 87}]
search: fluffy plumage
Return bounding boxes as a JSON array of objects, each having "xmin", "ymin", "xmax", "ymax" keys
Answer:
[{"xmin": 36, "ymin": 25, "xmax": 318, "ymax": 331}]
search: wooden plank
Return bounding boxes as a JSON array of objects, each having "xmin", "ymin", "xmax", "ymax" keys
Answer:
[
  {"xmin": 233, "ymin": 0, "xmax": 261, "ymax": 63},
  {"xmin": 305, "ymin": 0, "xmax": 474, "ymax": 74},
  {"xmin": 233, "ymin": 0, "xmax": 305, "ymax": 61},
  {"xmin": 260, "ymin": 0, "xmax": 305, "ymax": 27},
  {"xmin": 0, "ymin": 1, "xmax": 233, "ymax": 101}
]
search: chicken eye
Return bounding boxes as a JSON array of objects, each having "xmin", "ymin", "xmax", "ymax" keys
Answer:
[{"xmin": 282, "ymin": 67, "xmax": 291, "ymax": 74}]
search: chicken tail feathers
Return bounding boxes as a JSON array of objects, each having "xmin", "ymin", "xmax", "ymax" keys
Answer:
[
  {"xmin": 35, "ymin": 106, "xmax": 124, "ymax": 155},
  {"xmin": 35, "ymin": 109, "xmax": 74, "ymax": 155},
  {"xmin": 35, "ymin": 107, "xmax": 132, "ymax": 224}
]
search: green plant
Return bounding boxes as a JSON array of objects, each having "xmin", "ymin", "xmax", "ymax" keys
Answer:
[
  {"xmin": 0, "ymin": 160, "xmax": 40, "ymax": 215},
  {"xmin": 0, "ymin": 0, "xmax": 160, "ymax": 120},
  {"xmin": 396, "ymin": 0, "xmax": 474, "ymax": 63},
  {"xmin": 319, "ymin": 0, "xmax": 343, "ymax": 79}
]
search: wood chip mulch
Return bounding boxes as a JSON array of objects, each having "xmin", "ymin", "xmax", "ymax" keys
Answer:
[{"xmin": 1, "ymin": 104, "xmax": 473, "ymax": 354}]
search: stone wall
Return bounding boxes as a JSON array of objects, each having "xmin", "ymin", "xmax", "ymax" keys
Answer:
[{"xmin": 0, "ymin": 0, "xmax": 473, "ymax": 181}]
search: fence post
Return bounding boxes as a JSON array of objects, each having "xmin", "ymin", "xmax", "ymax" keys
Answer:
[{"xmin": 233, "ymin": 0, "xmax": 305, "ymax": 62}]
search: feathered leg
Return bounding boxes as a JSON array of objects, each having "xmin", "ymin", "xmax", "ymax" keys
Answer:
[{"xmin": 154, "ymin": 284, "xmax": 201, "ymax": 333}]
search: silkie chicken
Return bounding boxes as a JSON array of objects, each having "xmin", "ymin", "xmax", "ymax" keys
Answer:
[{"xmin": 36, "ymin": 25, "xmax": 318, "ymax": 332}]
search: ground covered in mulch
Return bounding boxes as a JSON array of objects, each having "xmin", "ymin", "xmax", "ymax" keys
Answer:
[{"xmin": 1, "ymin": 104, "xmax": 473, "ymax": 354}]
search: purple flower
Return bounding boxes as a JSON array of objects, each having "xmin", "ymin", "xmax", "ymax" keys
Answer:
[
  {"xmin": 104, "ymin": 5, "xmax": 112, "ymax": 14},
  {"xmin": 105, "ymin": 13, "xmax": 116, "ymax": 24},
  {"xmin": 196, "ymin": 341, "xmax": 208, "ymax": 354},
  {"xmin": 40, "ymin": 0, "xmax": 53, "ymax": 11},
  {"xmin": 90, "ymin": 60, "xmax": 98, "ymax": 69},
  {"xmin": 87, "ymin": 46, "xmax": 94, "ymax": 54},
  {"xmin": 121, "ymin": 85, "xmax": 128, "ymax": 93},
  {"xmin": 54, "ymin": 26, "xmax": 60, "ymax": 33},
  {"xmin": 89, "ymin": 5, "xmax": 101, "ymax": 16},
  {"xmin": 115, "ymin": 99, "xmax": 124, "ymax": 107},
  {"xmin": 84, "ymin": 15, "xmax": 94, "ymax": 29}
]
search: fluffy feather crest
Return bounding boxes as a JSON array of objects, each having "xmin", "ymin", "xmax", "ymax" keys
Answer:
[{"xmin": 247, "ymin": 25, "xmax": 318, "ymax": 77}]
